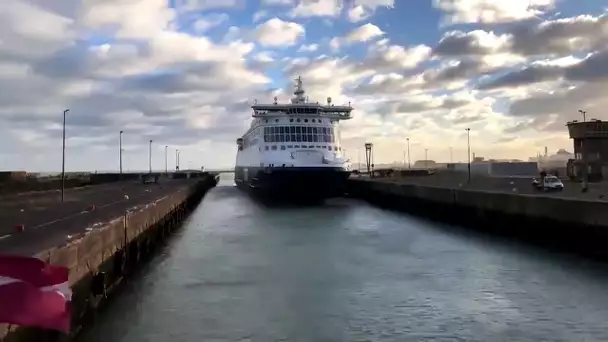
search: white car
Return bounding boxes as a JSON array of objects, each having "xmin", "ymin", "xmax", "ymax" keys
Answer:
[{"xmin": 533, "ymin": 176, "xmax": 563, "ymax": 191}]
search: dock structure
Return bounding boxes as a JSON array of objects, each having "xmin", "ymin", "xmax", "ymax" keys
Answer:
[
  {"xmin": 347, "ymin": 172, "xmax": 608, "ymax": 259},
  {"xmin": 0, "ymin": 173, "xmax": 218, "ymax": 342}
]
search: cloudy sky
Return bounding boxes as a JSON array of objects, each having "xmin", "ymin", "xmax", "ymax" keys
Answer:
[{"xmin": 0, "ymin": 0, "xmax": 606, "ymax": 171}]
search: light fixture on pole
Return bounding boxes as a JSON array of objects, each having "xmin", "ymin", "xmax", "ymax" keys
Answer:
[
  {"xmin": 406, "ymin": 137, "xmax": 411, "ymax": 169},
  {"xmin": 465, "ymin": 128, "xmax": 471, "ymax": 182},
  {"xmin": 578, "ymin": 109, "xmax": 588, "ymax": 191},
  {"xmin": 449, "ymin": 146, "xmax": 453, "ymax": 164},
  {"xmin": 61, "ymin": 109, "xmax": 69, "ymax": 202},
  {"xmin": 149, "ymin": 139, "xmax": 153, "ymax": 174},
  {"xmin": 364, "ymin": 143, "xmax": 373, "ymax": 175},
  {"xmin": 165, "ymin": 145, "xmax": 168, "ymax": 175},
  {"xmin": 119, "ymin": 130, "xmax": 123, "ymax": 178}
]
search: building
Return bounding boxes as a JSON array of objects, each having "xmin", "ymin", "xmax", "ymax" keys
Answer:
[
  {"xmin": 528, "ymin": 148, "xmax": 573, "ymax": 174},
  {"xmin": 446, "ymin": 161, "xmax": 538, "ymax": 176},
  {"xmin": 566, "ymin": 119, "xmax": 608, "ymax": 181},
  {"xmin": 413, "ymin": 160, "xmax": 437, "ymax": 168}
]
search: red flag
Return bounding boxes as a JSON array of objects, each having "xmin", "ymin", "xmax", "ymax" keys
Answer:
[{"xmin": 0, "ymin": 254, "xmax": 72, "ymax": 333}]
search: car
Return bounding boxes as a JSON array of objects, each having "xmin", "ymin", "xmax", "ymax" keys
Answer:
[
  {"xmin": 533, "ymin": 175, "xmax": 563, "ymax": 191},
  {"xmin": 142, "ymin": 174, "xmax": 158, "ymax": 184}
]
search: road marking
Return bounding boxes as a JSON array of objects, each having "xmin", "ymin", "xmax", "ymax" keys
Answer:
[
  {"xmin": 0, "ymin": 234, "xmax": 11, "ymax": 240},
  {"xmin": 30, "ymin": 192, "xmax": 167, "ymax": 230}
]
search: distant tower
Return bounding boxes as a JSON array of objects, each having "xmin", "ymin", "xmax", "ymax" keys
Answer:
[{"xmin": 544, "ymin": 146, "xmax": 548, "ymax": 157}]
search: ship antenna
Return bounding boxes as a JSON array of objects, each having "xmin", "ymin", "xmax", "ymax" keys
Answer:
[{"xmin": 293, "ymin": 76, "xmax": 306, "ymax": 103}]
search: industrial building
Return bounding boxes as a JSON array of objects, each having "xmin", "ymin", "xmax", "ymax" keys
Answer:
[
  {"xmin": 446, "ymin": 161, "xmax": 538, "ymax": 177},
  {"xmin": 566, "ymin": 119, "xmax": 608, "ymax": 181}
]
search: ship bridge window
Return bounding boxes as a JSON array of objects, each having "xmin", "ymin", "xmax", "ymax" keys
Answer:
[
  {"xmin": 264, "ymin": 126, "xmax": 335, "ymax": 143},
  {"xmin": 289, "ymin": 108, "xmax": 318, "ymax": 114}
]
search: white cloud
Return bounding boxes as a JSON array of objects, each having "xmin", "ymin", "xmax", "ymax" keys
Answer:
[
  {"xmin": 290, "ymin": 0, "xmax": 342, "ymax": 18},
  {"xmin": 329, "ymin": 37, "xmax": 341, "ymax": 51},
  {"xmin": 254, "ymin": 18, "xmax": 305, "ymax": 47},
  {"xmin": 77, "ymin": 0, "xmax": 176, "ymax": 39},
  {"xmin": 174, "ymin": 0, "xmax": 242, "ymax": 12},
  {"xmin": 347, "ymin": 5, "xmax": 368, "ymax": 22},
  {"xmin": 253, "ymin": 51, "xmax": 275, "ymax": 63},
  {"xmin": 298, "ymin": 44, "xmax": 319, "ymax": 52},
  {"xmin": 262, "ymin": 0, "xmax": 293, "ymax": 5},
  {"xmin": 252, "ymin": 10, "xmax": 267, "ymax": 23},
  {"xmin": 345, "ymin": 23, "xmax": 384, "ymax": 42},
  {"xmin": 434, "ymin": 0, "xmax": 556, "ymax": 24},
  {"xmin": 193, "ymin": 13, "xmax": 229, "ymax": 33}
]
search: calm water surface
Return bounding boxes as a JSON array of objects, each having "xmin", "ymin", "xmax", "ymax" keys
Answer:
[{"xmin": 78, "ymin": 175, "xmax": 608, "ymax": 341}]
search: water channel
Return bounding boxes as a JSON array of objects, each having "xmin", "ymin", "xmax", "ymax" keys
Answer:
[{"xmin": 77, "ymin": 175, "xmax": 608, "ymax": 341}]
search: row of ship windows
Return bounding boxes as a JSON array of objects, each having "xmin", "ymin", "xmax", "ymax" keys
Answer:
[
  {"xmin": 257, "ymin": 118, "xmax": 335, "ymax": 124},
  {"xmin": 265, "ymin": 134, "xmax": 335, "ymax": 143},
  {"xmin": 263, "ymin": 145, "xmax": 342, "ymax": 151},
  {"xmin": 264, "ymin": 126, "xmax": 334, "ymax": 135},
  {"xmin": 264, "ymin": 126, "xmax": 336, "ymax": 143}
]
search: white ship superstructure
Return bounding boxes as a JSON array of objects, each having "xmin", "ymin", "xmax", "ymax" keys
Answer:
[{"xmin": 234, "ymin": 76, "xmax": 353, "ymax": 200}]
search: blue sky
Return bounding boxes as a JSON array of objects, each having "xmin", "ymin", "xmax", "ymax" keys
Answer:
[{"xmin": 0, "ymin": 0, "xmax": 606, "ymax": 171}]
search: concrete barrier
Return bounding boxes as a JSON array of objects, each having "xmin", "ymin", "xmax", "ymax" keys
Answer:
[{"xmin": 0, "ymin": 176, "xmax": 218, "ymax": 342}]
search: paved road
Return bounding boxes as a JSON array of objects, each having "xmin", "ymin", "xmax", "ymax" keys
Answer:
[
  {"xmin": 358, "ymin": 173, "xmax": 608, "ymax": 200},
  {"xmin": 0, "ymin": 179, "xmax": 199, "ymax": 257}
]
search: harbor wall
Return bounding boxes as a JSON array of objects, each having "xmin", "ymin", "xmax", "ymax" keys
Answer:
[
  {"xmin": 347, "ymin": 178, "xmax": 608, "ymax": 259},
  {"xmin": 0, "ymin": 172, "xmax": 210, "ymax": 196},
  {"xmin": 0, "ymin": 175, "xmax": 219, "ymax": 342}
]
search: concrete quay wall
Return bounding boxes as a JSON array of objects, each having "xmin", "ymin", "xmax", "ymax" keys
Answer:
[
  {"xmin": 0, "ymin": 171, "xmax": 212, "ymax": 196},
  {"xmin": 348, "ymin": 179, "xmax": 608, "ymax": 259},
  {"xmin": 0, "ymin": 175, "xmax": 218, "ymax": 342}
]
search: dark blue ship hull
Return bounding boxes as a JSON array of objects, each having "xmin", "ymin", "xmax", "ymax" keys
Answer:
[{"xmin": 234, "ymin": 166, "xmax": 350, "ymax": 201}]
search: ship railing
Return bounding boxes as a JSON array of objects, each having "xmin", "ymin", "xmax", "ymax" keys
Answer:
[{"xmin": 252, "ymin": 112, "xmax": 352, "ymax": 119}]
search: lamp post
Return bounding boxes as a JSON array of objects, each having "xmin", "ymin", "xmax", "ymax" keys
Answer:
[
  {"xmin": 425, "ymin": 148, "xmax": 428, "ymax": 169},
  {"xmin": 465, "ymin": 128, "xmax": 471, "ymax": 182},
  {"xmin": 406, "ymin": 137, "xmax": 411, "ymax": 169},
  {"xmin": 61, "ymin": 109, "xmax": 69, "ymax": 202},
  {"xmin": 149, "ymin": 139, "xmax": 153, "ymax": 174},
  {"xmin": 165, "ymin": 145, "xmax": 168, "ymax": 175},
  {"xmin": 175, "ymin": 149, "xmax": 180, "ymax": 171},
  {"xmin": 364, "ymin": 143, "xmax": 373, "ymax": 175},
  {"xmin": 449, "ymin": 146, "xmax": 453, "ymax": 164},
  {"xmin": 119, "ymin": 130, "xmax": 123, "ymax": 178},
  {"xmin": 579, "ymin": 109, "xmax": 588, "ymax": 191},
  {"xmin": 579, "ymin": 109, "xmax": 587, "ymax": 122}
]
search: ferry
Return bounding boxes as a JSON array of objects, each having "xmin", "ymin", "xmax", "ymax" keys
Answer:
[{"xmin": 234, "ymin": 77, "xmax": 353, "ymax": 200}]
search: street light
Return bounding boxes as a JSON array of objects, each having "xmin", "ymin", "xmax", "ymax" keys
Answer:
[
  {"xmin": 465, "ymin": 128, "xmax": 471, "ymax": 182},
  {"xmin": 148, "ymin": 139, "xmax": 153, "ymax": 174},
  {"xmin": 175, "ymin": 149, "xmax": 180, "ymax": 171},
  {"xmin": 119, "ymin": 130, "xmax": 123, "ymax": 178},
  {"xmin": 425, "ymin": 148, "xmax": 428, "ymax": 169},
  {"xmin": 449, "ymin": 146, "xmax": 453, "ymax": 164},
  {"xmin": 578, "ymin": 109, "xmax": 588, "ymax": 191},
  {"xmin": 165, "ymin": 145, "xmax": 168, "ymax": 175},
  {"xmin": 406, "ymin": 137, "xmax": 411, "ymax": 169},
  {"xmin": 61, "ymin": 109, "xmax": 69, "ymax": 202}
]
